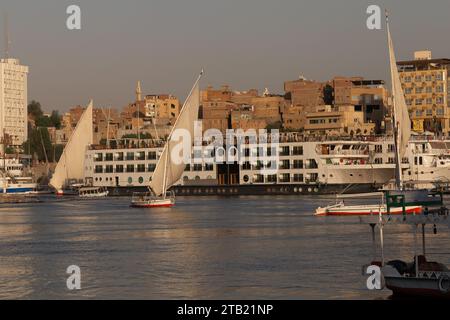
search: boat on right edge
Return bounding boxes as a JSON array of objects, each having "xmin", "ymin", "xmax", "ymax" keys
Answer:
[{"xmin": 315, "ymin": 9, "xmax": 440, "ymax": 217}]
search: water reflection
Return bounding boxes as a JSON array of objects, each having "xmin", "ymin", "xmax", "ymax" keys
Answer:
[{"xmin": 0, "ymin": 195, "xmax": 448, "ymax": 299}]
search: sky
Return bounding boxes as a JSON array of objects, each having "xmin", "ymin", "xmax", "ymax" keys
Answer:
[{"xmin": 1, "ymin": 0, "xmax": 449, "ymax": 112}]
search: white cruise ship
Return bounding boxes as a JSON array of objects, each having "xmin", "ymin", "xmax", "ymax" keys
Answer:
[
  {"xmin": 82, "ymin": 133, "xmax": 450, "ymax": 196},
  {"xmin": 0, "ymin": 157, "xmax": 37, "ymax": 194}
]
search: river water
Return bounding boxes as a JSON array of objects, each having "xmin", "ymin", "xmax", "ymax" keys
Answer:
[{"xmin": 0, "ymin": 195, "xmax": 449, "ymax": 299}]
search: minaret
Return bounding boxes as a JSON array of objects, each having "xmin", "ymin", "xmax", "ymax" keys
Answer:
[{"xmin": 136, "ymin": 81, "xmax": 142, "ymax": 101}]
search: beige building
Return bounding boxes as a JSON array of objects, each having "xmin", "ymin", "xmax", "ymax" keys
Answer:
[
  {"xmin": 144, "ymin": 94, "xmax": 181, "ymax": 122},
  {"xmin": 0, "ymin": 58, "xmax": 29, "ymax": 145},
  {"xmin": 304, "ymin": 105, "xmax": 375, "ymax": 136},
  {"xmin": 282, "ymin": 76, "xmax": 388, "ymax": 133},
  {"xmin": 201, "ymin": 85, "xmax": 284, "ymax": 132},
  {"xmin": 398, "ymin": 51, "xmax": 450, "ymax": 134}
]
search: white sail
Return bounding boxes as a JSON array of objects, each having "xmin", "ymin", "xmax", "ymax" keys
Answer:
[
  {"xmin": 49, "ymin": 100, "xmax": 93, "ymax": 192},
  {"xmin": 387, "ymin": 18, "xmax": 411, "ymax": 159},
  {"xmin": 149, "ymin": 74, "xmax": 201, "ymax": 196}
]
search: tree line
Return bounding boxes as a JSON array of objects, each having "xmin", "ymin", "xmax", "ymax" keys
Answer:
[{"xmin": 22, "ymin": 100, "xmax": 64, "ymax": 162}]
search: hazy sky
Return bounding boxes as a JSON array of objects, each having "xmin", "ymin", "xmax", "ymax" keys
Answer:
[{"xmin": 1, "ymin": 0, "xmax": 449, "ymax": 112}]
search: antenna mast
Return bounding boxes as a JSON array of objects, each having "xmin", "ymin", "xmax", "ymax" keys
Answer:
[{"xmin": 3, "ymin": 13, "xmax": 10, "ymax": 59}]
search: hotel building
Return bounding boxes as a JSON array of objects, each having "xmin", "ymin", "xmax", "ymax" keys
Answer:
[
  {"xmin": 398, "ymin": 51, "xmax": 450, "ymax": 134},
  {"xmin": 0, "ymin": 58, "xmax": 29, "ymax": 146}
]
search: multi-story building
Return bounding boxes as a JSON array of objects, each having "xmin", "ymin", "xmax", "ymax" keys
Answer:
[
  {"xmin": 398, "ymin": 51, "xmax": 450, "ymax": 134},
  {"xmin": 0, "ymin": 58, "xmax": 29, "ymax": 145},
  {"xmin": 304, "ymin": 105, "xmax": 375, "ymax": 136},
  {"xmin": 144, "ymin": 94, "xmax": 181, "ymax": 123},
  {"xmin": 282, "ymin": 76, "xmax": 388, "ymax": 133}
]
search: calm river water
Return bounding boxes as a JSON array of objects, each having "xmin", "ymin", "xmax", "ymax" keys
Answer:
[{"xmin": 1, "ymin": 195, "xmax": 449, "ymax": 299}]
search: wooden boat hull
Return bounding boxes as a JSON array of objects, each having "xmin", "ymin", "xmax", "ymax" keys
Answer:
[{"xmin": 130, "ymin": 198, "xmax": 174, "ymax": 208}]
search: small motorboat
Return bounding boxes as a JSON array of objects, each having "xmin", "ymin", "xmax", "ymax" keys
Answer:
[{"xmin": 79, "ymin": 186, "xmax": 109, "ymax": 198}]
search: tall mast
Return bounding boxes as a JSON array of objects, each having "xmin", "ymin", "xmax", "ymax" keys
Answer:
[
  {"xmin": 161, "ymin": 141, "xmax": 169, "ymax": 199},
  {"xmin": 3, "ymin": 13, "xmax": 10, "ymax": 59},
  {"xmin": 386, "ymin": 11, "xmax": 403, "ymax": 190}
]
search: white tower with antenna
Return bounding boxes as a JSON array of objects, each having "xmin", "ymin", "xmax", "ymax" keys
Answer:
[{"xmin": 1, "ymin": 14, "xmax": 29, "ymax": 145}]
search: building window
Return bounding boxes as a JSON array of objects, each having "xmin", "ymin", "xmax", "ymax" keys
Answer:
[
  {"xmin": 280, "ymin": 146, "xmax": 290, "ymax": 156},
  {"xmin": 293, "ymin": 159, "xmax": 303, "ymax": 169},
  {"xmin": 147, "ymin": 151, "xmax": 157, "ymax": 160},
  {"xmin": 253, "ymin": 174, "xmax": 264, "ymax": 183},
  {"xmin": 267, "ymin": 174, "xmax": 277, "ymax": 183},
  {"xmin": 137, "ymin": 164, "xmax": 145, "ymax": 172},
  {"xmin": 293, "ymin": 174, "xmax": 303, "ymax": 182},
  {"xmin": 193, "ymin": 164, "xmax": 202, "ymax": 171},
  {"xmin": 126, "ymin": 165, "xmax": 134, "ymax": 173},
  {"xmin": 279, "ymin": 173, "xmax": 290, "ymax": 183},
  {"xmin": 105, "ymin": 165, "xmax": 113, "ymax": 173},
  {"xmin": 292, "ymin": 146, "xmax": 303, "ymax": 155},
  {"xmin": 126, "ymin": 152, "xmax": 134, "ymax": 161},
  {"xmin": 95, "ymin": 165, "xmax": 103, "ymax": 173},
  {"xmin": 306, "ymin": 159, "xmax": 318, "ymax": 169},
  {"xmin": 136, "ymin": 152, "xmax": 145, "ymax": 160},
  {"xmin": 148, "ymin": 164, "xmax": 156, "ymax": 172},
  {"xmin": 138, "ymin": 177, "xmax": 144, "ymax": 184},
  {"xmin": 415, "ymin": 99, "xmax": 423, "ymax": 106},
  {"xmin": 242, "ymin": 161, "xmax": 251, "ymax": 170},
  {"xmin": 94, "ymin": 153, "xmax": 103, "ymax": 162},
  {"xmin": 115, "ymin": 165, "xmax": 124, "ymax": 173},
  {"xmin": 115, "ymin": 152, "xmax": 124, "ymax": 161},
  {"xmin": 105, "ymin": 153, "xmax": 113, "ymax": 161},
  {"xmin": 279, "ymin": 160, "xmax": 290, "ymax": 170}
]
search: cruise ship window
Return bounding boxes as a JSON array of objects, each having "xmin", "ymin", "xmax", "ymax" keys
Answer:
[
  {"xmin": 242, "ymin": 162, "xmax": 251, "ymax": 170},
  {"xmin": 292, "ymin": 146, "xmax": 303, "ymax": 156},
  {"xmin": 115, "ymin": 152, "xmax": 124, "ymax": 161}
]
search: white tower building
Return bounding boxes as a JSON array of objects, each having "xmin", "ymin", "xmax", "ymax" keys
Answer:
[{"xmin": 0, "ymin": 58, "xmax": 29, "ymax": 145}]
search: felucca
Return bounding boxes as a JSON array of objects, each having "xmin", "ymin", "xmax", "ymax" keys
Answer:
[
  {"xmin": 131, "ymin": 72, "xmax": 202, "ymax": 208},
  {"xmin": 49, "ymin": 100, "xmax": 93, "ymax": 195},
  {"xmin": 316, "ymin": 12, "xmax": 438, "ymax": 216}
]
